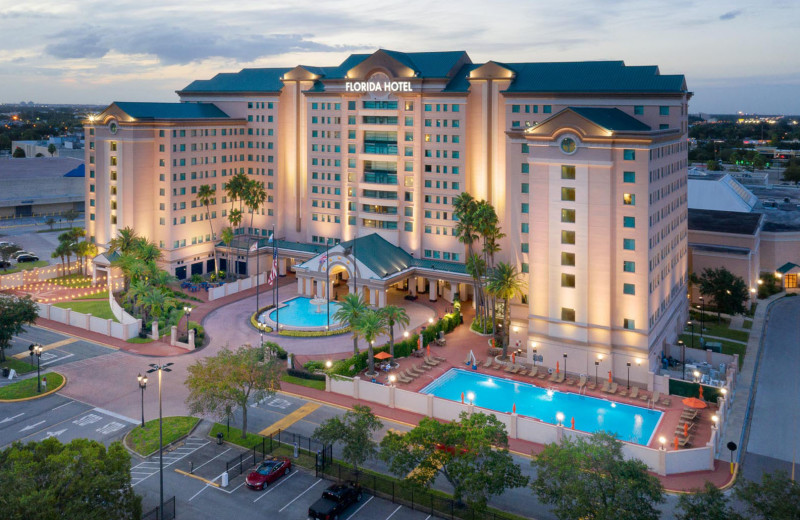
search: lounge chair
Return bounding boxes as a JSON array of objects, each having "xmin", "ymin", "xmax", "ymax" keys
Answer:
[
  {"xmin": 577, "ymin": 375, "xmax": 587, "ymax": 390},
  {"xmin": 680, "ymin": 409, "xmax": 698, "ymax": 421},
  {"xmin": 424, "ymin": 356, "xmax": 441, "ymax": 367},
  {"xmin": 415, "ymin": 363, "xmax": 432, "ymax": 371},
  {"xmin": 675, "ymin": 422, "xmax": 696, "ymax": 436},
  {"xmin": 606, "ymin": 382, "xmax": 618, "ymax": 395},
  {"xmin": 505, "ymin": 364, "xmax": 520, "ymax": 374},
  {"xmin": 407, "ymin": 366, "xmax": 425, "ymax": 376},
  {"xmin": 396, "ymin": 373, "xmax": 413, "ymax": 384},
  {"xmin": 651, "ymin": 391, "xmax": 661, "ymax": 405},
  {"xmin": 639, "ymin": 390, "xmax": 650, "ymax": 402},
  {"xmin": 529, "ymin": 367, "xmax": 541, "ymax": 379},
  {"xmin": 537, "ymin": 368, "xmax": 549, "ymax": 379},
  {"xmin": 661, "ymin": 395, "xmax": 672, "ymax": 407},
  {"xmin": 618, "ymin": 387, "xmax": 628, "ymax": 397},
  {"xmin": 491, "ymin": 361, "xmax": 504, "ymax": 371},
  {"xmin": 401, "ymin": 369, "xmax": 418, "ymax": 381},
  {"xmin": 679, "ymin": 435, "xmax": 693, "ymax": 448},
  {"xmin": 565, "ymin": 376, "xmax": 577, "ymax": 386},
  {"xmin": 629, "ymin": 386, "xmax": 639, "ymax": 399},
  {"xmin": 600, "ymin": 381, "xmax": 610, "ymax": 393},
  {"xmin": 549, "ymin": 371, "xmax": 559, "ymax": 383},
  {"xmin": 555, "ymin": 373, "xmax": 565, "ymax": 384},
  {"xmin": 482, "ymin": 357, "xmax": 493, "ymax": 368},
  {"xmin": 433, "ymin": 355, "xmax": 446, "ymax": 362}
]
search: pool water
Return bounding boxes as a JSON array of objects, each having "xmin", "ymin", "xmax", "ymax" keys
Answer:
[
  {"xmin": 263, "ymin": 296, "xmax": 343, "ymax": 329},
  {"xmin": 420, "ymin": 368, "xmax": 662, "ymax": 446}
]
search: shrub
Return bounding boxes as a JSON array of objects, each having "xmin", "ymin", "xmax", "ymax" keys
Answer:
[
  {"xmin": 287, "ymin": 368, "xmax": 326, "ymax": 381},
  {"xmin": 278, "ymin": 327, "xmax": 351, "ymax": 337},
  {"xmin": 304, "ymin": 360, "xmax": 325, "ymax": 372},
  {"xmin": 249, "ymin": 305, "xmax": 275, "ymax": 330},
  {"xmin": 269, "ymin": 342, "xmax": 288, "ymax": 360}
]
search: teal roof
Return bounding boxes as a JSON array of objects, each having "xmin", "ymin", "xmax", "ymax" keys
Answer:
[
  {"xmin": 180, "ymin": 68, "xmax": 292, "ymax": 93},
  {"xmin": 501, "ymin": 61, "xmax": 686, "ymax": 94},
  {"xmin": 567, "ymin": 107, "xmax": 651, "ymax": 132},
  {"xmin": 776, "ymin": 262, "xmax": 800, "ymax": 274},
  {"xmin": 338, "ymin": 233, "xmax": 413, "ymax": 277},
  {"xmin": 381, "ymin": 50, "xmax": 468, "ymax": 77},
  {"xmin": 113, "ymin": 102, "xmax": 232, "ymax": 120}
]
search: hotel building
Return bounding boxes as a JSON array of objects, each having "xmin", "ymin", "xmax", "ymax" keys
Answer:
[{"xmin": 85, "ymin": 49, "xmax": 690, "ymax": 382}]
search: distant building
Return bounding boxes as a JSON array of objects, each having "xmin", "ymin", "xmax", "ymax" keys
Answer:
[
  {"xmin": 11, "ymin": 134, "xmax": 84, "ymax": 160},
  {"xmin": 0, "ymin": 156, "xmax": 85, "ymax": 217}
]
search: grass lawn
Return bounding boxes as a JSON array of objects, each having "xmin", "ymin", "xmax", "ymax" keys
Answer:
[
  {"xmin": 0, "ymin": 260, "xmax": 48, "ymax": 274},
  {"xmin": 280, "ymin": 373, "xmax": 325, "ymax": 391},
  {"xmin": 742, "ymin": 320, "xmax": 753, "ymax": 330},
  {"xmin": 72, "ymin": 290, "xmax": 109, "ymax": 301},
  {"xmin": 208, "ymin": 423, "xmax": 317, "ymax": 469},
  {"xmin": 0, "ymin": 372, "xmax": 64, "ymax": 400},
  {"xmin": 687, "ymin": 312, "xmax": 750, "ymax": 342},
  {"xmin": 126, "ymin": 336, "xmax": 153, "ymax": 344},
  {"xmin": 679, "ymin": 333, "xmax": 745, "ymax": 369},
  {"xmin": 0, "ymin": 358, "xmax": 36, "ymax": 375},
  {"xmin": 54, "ymin": 300, "xmax": 118, "ymax": 321},
  {"xmin": 50, "ymin": 273, "xmax": 93, "ymax": 286},
  {"xmin": 126, "ymin": 416, "xmax": 199, "ymax": 456}
]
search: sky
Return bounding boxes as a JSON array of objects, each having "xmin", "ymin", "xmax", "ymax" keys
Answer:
[{"xmin": 1, "ymin": 0, "xmax": 798, "ymax": 114}]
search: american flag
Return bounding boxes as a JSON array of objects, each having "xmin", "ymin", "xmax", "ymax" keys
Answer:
[{"xmin": 268, "ymin": 244, "xmax": 278, "ymax": 285}]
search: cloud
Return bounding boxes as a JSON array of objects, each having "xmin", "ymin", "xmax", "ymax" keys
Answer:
[
  {"xmin": 719, "ymin": 10, "xmax": 742, "ymax": 21},
  {"xmin": 45, "ymin": 33, "xmax": 109, "ymax": 59}
]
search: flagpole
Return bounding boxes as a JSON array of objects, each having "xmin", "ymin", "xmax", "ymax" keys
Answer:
[
  {"xmin": 274, "ymin": 225, "xmax": 279, "ymax": 332},
  {"xmin": 326, "ymin": 239, "xmax": 330, "ymax": 332},
  {"xmin": 256, "ymin": 236, "xmax": 259, "ymax": 324}
]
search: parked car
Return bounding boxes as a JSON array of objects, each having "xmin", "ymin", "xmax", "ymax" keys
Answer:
[
  {"xmin": 11, "ymin": 250, "xmax": 34, "ymax": 259},
  {"xmin": 0, "ymin": 261, "xmax": 10, "ymax": 269},
  {"xmin": 0, "ymin": 241, "xmax": 17, "ymax": 248},
  {"xmin": 245, "ymin": 457, "xmax": 291, "ymax": 490},
  {"xmin": 307, "ymin": 482, "xmax": 362, "ymax": 520},
  {"xmin": 15, "ymin": 254, "xmax": 39, "ymax": 263}
]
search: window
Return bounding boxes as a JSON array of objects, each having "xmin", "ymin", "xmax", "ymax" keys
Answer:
[
  {"xmin": 543, "ymin": 105, "xmax": 552, "ymax": 113},
  {"xmin": 521, "ymin": 263, "xmax": 529, "ymax": 273},
  {"xmin": 561, "ymin": 252, "xmax": 575, "ymax": 266},
  {"xmin": 659, "ymin": 106, "xmax": 670, "ymax": 116},
  {"xmin": 623, "ymin": 193, "xmax": 635, "ymax": 205},
  {"xmin": 561, "ymin": 230, "xmax": 575, "ymax": 244},
  {"xmin": 561, "ymin": 209, "xmax": 576, "ymax": 223},
  {"xmin": 623, "ymin": 171, "xmax": 635, "ymax": 183},
  {"xmin": 561, "ymin": 188, "xmax": 576, "ymax": 201},
  {"xmin": 623, "ymin": 216, "xmax": 635, "ymax": 228},
  {"xmin": 521, "ymin": 163, "xmax": 529, "ymax": 174},
  {"xmin": 634, "ymin": 105, "xmax": 644, "ymax": 115},
  {"xmin": 512, "ymin": 105, "xmax": 520, "ymax": 113},
  {"xmin": 561, "ymin": 308, "xmax": 575, "ymax": 322},
  {"xmin": 561, "ymin": 165, "xmax": 575, "ymax": 179},
  {"xmin": 521, "ymin": 223, "xmax": 529, "ymax": 233},
  {"xmin": 623, "ymin": 238, "xmax": 635, "ymax": 250},
  {"xmin": 660, "ymin": 124, "xmax": 669, "ymax": 130},
  {"xmin": 521, "ymin": 203, "xmax": 529, "ymax": 213},
  {"xmin": 623, "ymin": 149, "xmax": 636, "ymax": 160},
  {"xmin": 521, "ymin": 242, "xmax": 529, "ymax": 253},
  {"xmin": 623, "ymin": 283, "xmax": 636, "ymax": 295},
  {"xmin": 404, "ymin": 222, "xmax": 413, "ymax": 231},
  {"xmin": 561, "ymin": 274, "xmax": 575, "ymax": 288},
  {"xmin": 623, "ymin": 261, "xmax": 635, "ymax": 273},
  {"xmin": 624, "ymin": 319, "xmax": 635, "ymax": 330},
  {"xmin": 521, "ymin": 183, "xmax": 529, "ymax": 194}
]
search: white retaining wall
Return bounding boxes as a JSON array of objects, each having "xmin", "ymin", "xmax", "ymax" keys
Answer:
[
  {"xmin": 208, "ymin": 273, "xmax": 266, "ymax": 301},
  {"xmin": 395, "ymin": 388, "xmax": 428, "ymax": 415},
  {"xmin": 0, "ymin": 263, "xmax": 81, "ymax": 289},
  {"xmin": 37, "ymin": 302, "xmax": 141, "ymax": 340}
]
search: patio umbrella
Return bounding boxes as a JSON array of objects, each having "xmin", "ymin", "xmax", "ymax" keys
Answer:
[
  {"xmin": 571, "ymin": 417, "xmax": 575, "ymax": 430},
  {"xmin": 511, "ymin": 352, "xmax": 516, "ymax": 364},
  {"xmin": 556, "ymin": 361, "xmax": 560, "ymax": 374},
  {"xmin": 374, "ymin": 351, "xmax": 392, "ymax": 360},
  {"xmin": 608, "ymin": 371, "xmax": 613, "ymax": 383},
  {"xmin": 427, "ymin": 344, "xmax": 431, "ymax": 357},
  {"xmin": 674, "ymin": 436, "xmax": 679, "ymax": 450},
  {"xmin": 512, "ymin": 403, "xmax": 516, "ymax": 414},
  {"xmin": 682, "ymin": 397, "xmax": 708, "ymax": 409},
  {"xmin": 698, "ymin": 385, "xmax": 704, "ymax": 399}
]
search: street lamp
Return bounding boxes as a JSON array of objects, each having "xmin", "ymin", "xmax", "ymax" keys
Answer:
[
  {"xmin": 698, "ymin": 296, "xmax": 705, "ymax": 337},
  {"xmin": 146, "ymin": 362, "xmax": 173, "ymax": 520},
  {"xmin": 388, "ymin": 374, "xmax": 396, "ymax": 386},
  {"xmin": 257, "ymin": 322, "xmax": 266, "ymax": 345},
  {"xmin": 403, "ymin": 331, "xmax": 409, "ymax": 339},
  {"xmin": 466, "ymin": 391, "xmax": 475, "ymax": 405},
  {"xmin": 626, "ymin": 361, "xmax": 631, "ymax": 390},
  {"xmin": 428, "ymin": 317, "xmax": 434, "ymax": 325},
  {"xmin": 594, "ymin": 360, "xmax": 600, "ymax": 386},
  {"xmin": 556, "ymin": 411, "xmax": 564, "ymax": 426},
  {"xmin": 183, "ymin": 306, "xmax": 192, "ymax": 337},
  {"xmin": 693, "ymin": 370, "xmax": 700, "ymax": 383},
  {"xmin": 31, "ymin": 344, "xmax": 43, "ymax": 392},
  {"xmin": 712, "ymin": 415, "xmax": 719, "ymax": 430},
  {"xmin": 563, "ymin": 353, "xmax": 568, "ymax": 377},
  {"xmin": 659, "ymin": 436, "xmax": 666, "ymax": 451},
  {"xmin": 678, "ymin": 340, "xmax": 686, "ymax": 380},
  {"xmin": 137, "ymin": 373, "xmax": 148, "ymax": 428}
]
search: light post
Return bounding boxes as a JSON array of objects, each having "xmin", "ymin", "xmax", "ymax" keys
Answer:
[
  {"xmin": 325, "ymin": 360, "xmax": 332, "ymax": 370},
  {"xmin": 687, "ymin": 320, "xmax": 694, "ymax": 350},
  {"xmin": 678, "ymin": 340, "xmax": 686, "ymax": 380},
  {"xmin": 659, "ymin": 436, "xmax": 666, "ymax": 451},
  {"xmin": 257, "ymin": 322, "xmax": 266, "ymax": 346},
  {"xmin": 698, "ymin": 296, "xmax": 705, "ymax": 337},
  {"xmin": 712, "ymin": 415, "xmax": 719, "ymax": 430},
  {"xmin": 137, "ymin": 373, "xmax": 148, "ymax": 428},
  {"xmin": 556, "ymin": 411, "xmax": 564, "ymax": 426},
  {"xmin": 146, "ymin": 362, "xmax": 173, "ymax": 520},
  {"xmin": 594, "ymin": 360, "xmax": 600, "ymax": 386},
  {"xmin": 32, "ymin": 344, "xmax": 42, "ymax": 392},
  {"xmin": 532, "ymin": 347, "xmax": 537, "ymax": 367},
  {"xmin": 466, "ymin": 391, "xmax": 475, "ymax": 406},
  {"xmin": 693, "ymin": 370, "xmax": 700, "ymax": 383},
  {"xmin": 563, "ymin": 353, "xmax": 567, "ymax": 378},
  {"xmin": 626, "ymin": 361, "xmax": 631, "ymax": 390},
  {"xmin": 388, "ymin": 374, "xmax": 396, "ymax": 386},
  {"xmin": 183, "ymin": 306, "xmax": 192, "ymax": 337}
]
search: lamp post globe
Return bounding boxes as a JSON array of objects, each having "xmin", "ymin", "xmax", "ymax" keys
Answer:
[{"xmin": 137, "ymin": 373, "xmax": 148, "ymax": 428}]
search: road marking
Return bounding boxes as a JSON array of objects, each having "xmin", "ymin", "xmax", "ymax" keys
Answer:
[
  {"xmin": 73, "ymin": 414, "xmax": 102, "ymax": 426},
  {"xmin": 259, "ymin": 402, "xmax": 320, "ymax": 437},
  {"xmin": 96, "ymin": 422, "xmax": 125, "ymax": 435},
  {"xmin": 253, "ymin": 470, "xmax": 298, "ymax": 503},
  {"xmin": 45, "ymin": 429, "xmax": 67, "ymax": 438},
  {"xmin": 423, "ymin": 515, "xmax": 431, "ymax": 520},
  {"xmin": 41, "ymin": 352, "xmax": 74, "ymax": 366},
  {"xmin": 12, "ymin": 337, "xmax": 77, "ymax": 359},
  {"xmin": 51, "ymin": 401, "xmax": 73, "ymax": 411},
  {"xmin": 278, "ymin": 478, "xmax": 322, "ymax": 512},
  {"xmin": 92, "ymin": 407, "xmax": 139, "ymax": 425},
  {"xmin": 347, "ymin": 495, "xmax": 374, "ymax": 518},
  {"xmin": 264, "ymin": 397, "xmax": 292, "ymax": 409},
  {"xmin": 190, "ymin": 447, "xmax": 231, "ymax": 473},
  {"xmin": 0, "ymin": 413, "xmax": 25, "ymax": 424},
  {"xmin": 385, "ymin": 505, "xmax": 402, "ymax": 520},
  {"xmin": 176, "ymin": 469, "xmax": 221, "ymax": 488},
  {"xmin": 20, "ymin": 420, "xmax": 46, "ymax": 432},
  {"xmin": 131, "ymin": 440, "xmax": 210, "ymax": 487}
]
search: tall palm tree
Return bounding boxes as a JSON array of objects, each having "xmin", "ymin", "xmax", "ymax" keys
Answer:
[
  {"xmin": 333, "ymin": 292, "xmax": 368, "ymax": 356},
  {"xmin": 466, "ymin": 253, "xmax": 487, "ymax": 332},
  {"xmin": 77, "ymin": 241, "xmax": 98, "ymax": 276},
  {"xmin": 128, "ymin": 279, "xmax": 150, "ymax": 313},
  {"xmin": 197, "ymin": 184, "xmax": 220, "ymax": 280},
  {"xmin": 149, "ymin": 268, "xmax": 176, "ymax": 288},
  {"xmin": 225, "ymin": 172, "xmax": 249, "ymax": 226},
  {"xmin": 113, "ymin": 253, "xmax": 146, "ymax": 292},
  {"xmin": 487, "ymin": 262, "xmax": 527, "ymax": 359},
  {"xmin": 244, "ymin": 180, "xmax": 267, "ymax": 234},
  {"xmin": 379, "ymin": 305, "xmax": 409, "ymax": 365},
  {"xmin": 51, "ymin": 244, "xmax": 69, "ymax": 277},
  {"xmin": 107, "ymin": 226, "xmax": 140, "ymax": 255},
  {"xmin": 453, "ymin": 192, "xmax": 482, "ymax": 318},
  {"xmin": 476, "ymin": 201, "xmax": 505, "ymax": 333},
  {"xmin": 357, "ymin": 308, "xmax": 387, "ymax": 376},
  {"xmin": 220, "ymin": 226, "xmax": 234, "ymax": 279}
]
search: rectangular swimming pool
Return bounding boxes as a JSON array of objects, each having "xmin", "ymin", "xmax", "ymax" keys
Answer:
[{"xmin": 420, "ymin": 368, "xmax": 663, "ymax": 446}]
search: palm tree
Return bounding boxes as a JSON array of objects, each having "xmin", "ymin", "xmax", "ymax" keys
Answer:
[
  {"xmin": 220, "ymin": 226, "xmax": 234, "ymax": 279},
  {"xmin": 333, "ymin": 292, "xmax": 368, "ymax": 356},
  {"xmin": 128, "ymin": 279, "xmax": 149, "ymax": 313},
  {"xmin": 79, "ymin": 241, "xmax": 98, "ymax": 276},
  {"xmin": 140, "ymin": 287, "xmax": 178, "ymax": 324},
  {"xmin": 487, "ymin": 262, "xmax": 527, "ymax": 359},
  {"xmin": 149, "ymin": 268, "xmax": 176, "ymax": 288},
  {"xmin": 379, "ymin": 305, "xmax": 409, "ymax": 365},
  {"xmin": 453, "ymin": 192, "xmax": 482, "ymax": 318},
  {"xmin": 244, "ymin": 180, "xmax": 267, "ymax": 234},
  {"xmin": 197, "ymin": 184, "xmax": 220, "ymax": 280},
  {"xmin": 51, "ymin": 244, "xmax": 69, "ymax": 276},
  {"xmin": 225, "ymin": 172, "xmax": 249, "ymax": 224},
  {"xmin": 466, "ymin": 253, "xmax": 488, "ymax": 332},
  {"xmin": 107, "ymin": 226, "xmax": 140, "ymax": 255},
  {"xmin": 113, "ymin": 253, "xmax": 146, "ymax": 292},
  {"xmin": 356, "ymin": 308, "xmax": 387, "ymax": 376},
  {"xmin": 136, "ymin": 240, "xmax": 162, "ymax": 264},
  {"xmin": 476, "ymin": 201, "xmax": 504, "ymax": 333}
]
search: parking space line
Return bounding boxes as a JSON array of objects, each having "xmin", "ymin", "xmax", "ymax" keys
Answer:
[
  {"xmin": 259, "ymin": 402, "xmax": 320, "ymax": 437},
  {"xmin": 346, "ymin": 496, "xmax": 374, "ymax": 519},
  {"xmin": 423, "ymin": 515, "xmax": 431, "ymax": 520},
  {"xmin": 278, "ymin": 478, "xmax": 322, "ymax": 512},
  {"xmin": 131, "ymin": 440, "xmax": 210, "ymax": 487},
  {"xmin": 175, "ymin": 469, "xmax": 221, "ymax": 488},
  {"xmin": 190, "ymin": 447, "xmax": 231, "ymax": 473},
  {"xmin": 385, "ymin": 505, "xmax": 402, "ymax": 520},
  {"xmin": 51, "ymin": 401, "xmax": 74, "ymax": 411},
  {"xmin": 12, "ymin": 338, "xmax": 77, "ymax": 359},
  {"xmin": 253, "ymin": 469, "xmax": 298, "ymax": 503}
]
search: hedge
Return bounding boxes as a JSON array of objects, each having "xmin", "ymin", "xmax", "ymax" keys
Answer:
[
  {"xmin": 668, "ymin": 378, "xmax": 724, "ymax": 404},
  {"xmin": 287, "ymin": 368, "xmax": 326, "ymax": 382},
  {"xmin": 279, "ymin": 326, "xmax": 351, "ymax": 337},
  {"xmin": 249, "ymin": 305, "xmax": 275, "ymax": 332}
]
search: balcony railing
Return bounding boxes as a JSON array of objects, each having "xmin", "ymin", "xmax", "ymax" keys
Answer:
[{"xmin": 363, "ymin": 172, "xmax": 398, "ymax": 185}]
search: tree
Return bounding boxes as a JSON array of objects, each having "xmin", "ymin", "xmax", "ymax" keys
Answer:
[
  {"xmin": 530, "ymin": 432, "xmax": 664, "ymax": 520},
  {"xmin": 0, "ymin": 295, "xmax": 39, "ymax": 362},
  {"xmin": 45, "ymin": 216, "xmax": 56, "ymax": 230},
  {"xmin": 63, "ymin": 209, "xmax": 80, "ymax": 226},
  {"xmin": 244, "ymin": 179, "xmax": 267, "ymax": 233},
  {"xmin": 139, "ymin": 287, "xmax": 177, "ymax": 323},
  {"xmin": 47, "ymin": 143, "xmax": 56, "ymax": 156},
  {"xmin": 313, "ymin": 405, "xmax": 383, "ymax": 473},
  {"xmin": 0, "ymin": 244, "xmax": 22, "ymax": 271},
  {"xmin": 784, "ymin": 159, "xmax": 800, "ymax": 184},
  {"xmin": 356, "ymin": 308, "xmax": 387, "ymax": 376},
  {"xmin": 379, "ymin": 305, "xmax": 409, "ymax": 365},
  {"xmin": 454, "ymin": 193, "xmax": 482, "ymax": 319},
  {"xmin": 735, "ymin": 470, "xmax": 800, "ymax": 520},
  {"xmin": 197, "ymin": 184, "xmax": 220, "ymax": 280},
  {"xmin": 706, "ymin": 160, "xmax": 722, "ymax": 171},
  {"xmin": 184, "ymin": 343, "xmax": 282, "ymax": 438},
  {"xmin": 487, "ymin": 262, "xmax": 526, "ymax": 359},
  {"xmin": 107, "ymin": 226, "xmax": 140, "ymax": 256},
  {"xmin": 466, "ymin": 253, "xmax": 487, "ymax": 332},
  {"xmin": 696, "ymin": 267, "xmax": 749, "ymax": 320},
  {"xmin": 381, "ymin": 412, "xmax": 528, "ymax": 510},
  {"xmin": 51, "ymin": 243, "xmax": 69, "ymax": 276},
  {"xmin": 676, "ymin": 481, "xmax": 744, "ymax": 520},
  {"xmin": 135, "ymin": 240, "xmax": 161, "ymax": 264},
  {"xmin": 220, "ymin": 226, "xmax": 234, "ymax": 279},
  {"xmin": 74, "ymin": 240, "xmax": 97, "ymax": 275},
  {"xmin": 12, "ymin": 146, "xmax": 25, "ymax": 158},
  {"xmin": 0, "ymin": 437, "xmax": 141, "ymax": 520},
  {"xmin": 333, "ymin": 293, "xmax": 368, "ymax": 356}
]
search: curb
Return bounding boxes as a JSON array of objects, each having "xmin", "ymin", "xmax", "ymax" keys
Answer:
[
  {"xmin": 0, "ymin": 372, "xmax": 67, "ymax": 402},
  {"xmin": 123, "ymin": 417, "xmax": 202, "ymax": 459}
]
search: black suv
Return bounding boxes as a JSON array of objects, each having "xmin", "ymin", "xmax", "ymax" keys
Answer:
[{"xmin": 307, "ymin": 481, "xmax": 362, "ymax": 520}]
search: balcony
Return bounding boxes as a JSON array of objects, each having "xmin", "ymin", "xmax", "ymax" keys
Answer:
[
  {"xmin": 363, "ymin": 142, "xmax": 398, "ymax": 155},
  {"xmin": 363, "ymin": 171, "xmax": 398, "ymax": 185},
  {"xmin": 362, "ymin": 204, "xmax": 398, "ymax": 215}
]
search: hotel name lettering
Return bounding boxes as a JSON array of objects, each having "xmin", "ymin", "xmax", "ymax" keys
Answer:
[{"xmin": 345, "ymin": 81, "xmax": 413, "ymax": 92}]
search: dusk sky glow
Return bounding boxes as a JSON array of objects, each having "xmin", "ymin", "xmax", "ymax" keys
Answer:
[{"xmin": 1, "ymin": 0, "xmax": 798, "ymax": 113}]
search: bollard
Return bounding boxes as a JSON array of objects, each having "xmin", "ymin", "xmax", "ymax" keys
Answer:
[
  {"xmin": 221, "ymin": 472, "xmax": 229, "ymax": 487},
  {"xmin": 294, "ymin": 442, "xmax": 299, "ymax": 459},
  {"xmin": 190, "ymin": 461, "xmax": 194, "ymax": 474}
]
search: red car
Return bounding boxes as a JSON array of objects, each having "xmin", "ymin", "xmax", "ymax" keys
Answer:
[{"xmin": 245, "ymin": 457, "xmax": 291, "ymax": 490}]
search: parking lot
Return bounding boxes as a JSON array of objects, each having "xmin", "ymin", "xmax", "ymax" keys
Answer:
[{"xmin": 134, "ymin": 431, "xmax": 440, "ymax": 520}]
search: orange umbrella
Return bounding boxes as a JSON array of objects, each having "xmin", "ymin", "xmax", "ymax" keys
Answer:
[
  {"xmin": 418, "ymin": 335, "xmax": 422, "ymax": 351},
  {"xmin": 674, "ymin": 436, "xmax": 679, "ymax": 450},
  {"xmin": 492, "ymin": 338, "xmax": 496, "ymax": 349},
  {"xmin": 511, "ymin": 352, "xmax": 516, "ymax": 364},
  {"xmin": 512, "ymin": 403, "xmax": 516, "ymax": 414},
  {"xmin": 556, "ymin": 361, "xmax": 560, "ymax": 374},
  {"xmin": 682, "ymin": 397, "xmax": 708, "ymax": 409},
  {"xmin": 698, "ymin": 385, "xmax": 704, "ymax": 399},
  {"xmin": 571, "ymin": 417, "xmax": 575, "ymax": 430},
  {"xmin": 427, "ymin": 344, "xmax": 431, "ymax": 357},
  {"xmin": 374, "ymin": 351, "xmax": 392, "ymax": 360},
  {"xmin": 683, "ymin": 422, "xmax": 689, "ymax": 437},
  {"xmin": 608, "ymin": 371, "xmax": 613, "ymax": 383},
  {"xmin": 461, "ymin": 392, "xmax": 464, "ymax": 403}
]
